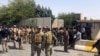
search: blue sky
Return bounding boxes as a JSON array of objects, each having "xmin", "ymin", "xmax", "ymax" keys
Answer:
[{"xmin": 0, "ymin": 0, "xmax": 100, "ymax": 20}]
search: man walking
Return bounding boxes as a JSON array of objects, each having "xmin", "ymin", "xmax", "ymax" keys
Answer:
[
  {"xmin": 44, "ymin": 27, "xmax": 53, "ymax": 56},
  {"xmin": 1, "ymin": 26, "xmax": 10, "ymax": 53},
  {"xmin": 12, "ymin": 25, "xmax": 18, "ymax": 48},
  {"xmin": 31, "ymin": 26, "xmax": 44, "ymax": 56}
]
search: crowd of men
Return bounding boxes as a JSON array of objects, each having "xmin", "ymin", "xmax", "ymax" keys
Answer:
[{"xmin": 2, "ymin": 25, "xmax": 100, "ymax": 56}]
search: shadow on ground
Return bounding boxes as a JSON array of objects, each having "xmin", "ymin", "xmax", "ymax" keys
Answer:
[
  {"xmin": 54, "ymin": 49, "xmax": 65, "ymax": 52},
  {"xmin": 8, "ymin": 46, "xmax": 19, "ymax": 50},
  {"xmin": 0, "ymin": 50, "xmax": 4, "ymax": 54}
]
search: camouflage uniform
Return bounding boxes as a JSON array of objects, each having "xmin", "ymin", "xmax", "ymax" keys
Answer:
[
  {"xmin": 31, "ymin": 27, "xmax": 44, "ymax": 56},
  {"xmin": 17, "ymin": 27, "xmax": 24, "ymax": 49},
  {"xmin": 25, "ymin": 27, "xmax": 31, "ymax": 43},
  {"xmin": 12, "ymin": 26, "xmax": 18, "ymax": 48},
  {"xmin": 44, "ymin": 27, "xmax": 57, "ymax": 56},
  {"xmin": 57, "ymin": 29, "xmax": 64, "ymax": 46}
]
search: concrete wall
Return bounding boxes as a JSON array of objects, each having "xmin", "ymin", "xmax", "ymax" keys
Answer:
[
  {"xmin": 91, "ymin": 23, "xmax": 100, "ymax": 40},
  {"xmin": 80, "ymin": 22, "xmax": 100, "ymax": 40},
  {"xmin": 36, "ymin": 17, "xmax": 51, "ymax": 28},
  {"xmin": 78, "ymin": 22, "xmax": 100, "ymax": 40},
  {"xmin": 18, "ymin": 17, "xmax": 51, "ymax": 28}
]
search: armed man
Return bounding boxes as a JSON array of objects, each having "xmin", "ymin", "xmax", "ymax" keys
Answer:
[
  {"xmin": 44, "ymin": 26, "xmax": 57, "ymax": 56},
  {"xmin": 31, "ymin": 26, "xmax": 44, "ymax": 56},
  {"xmin": 25, "ymin": 26, "xmax": 31, "ymax": 43},
  {"xmin": 17, "ymin": 26, "xmax": 24, "ymax": 49},
  {"xmin": 12, "ymin": 25, "xmax": 18, "ymax": 48}
]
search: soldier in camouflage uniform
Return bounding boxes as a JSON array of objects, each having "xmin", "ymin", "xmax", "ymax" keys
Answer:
[
  {"xmin": 31, "ymin": 26, "xmax": 44, "ymax": 56},
  {"xmin": 12, "ymin": 25, "xmax": 18, "ymax": 48},
  {"xmin": 44, "ymin": 26, "xmax": 57, "ymax": 56},
  {"xmin": 25, "ymin": 26, "xmax": 31, "ymax": 43},
  {"xmin": 17, "ymin": 26, "xmax": 24, "ymax": 49}
]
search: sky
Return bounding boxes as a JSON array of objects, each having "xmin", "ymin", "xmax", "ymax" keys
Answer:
[{"xmin": 0, "ymin": 0, "xmax": 100, "ymax": 20}]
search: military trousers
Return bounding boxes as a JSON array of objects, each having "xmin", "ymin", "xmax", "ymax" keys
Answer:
[
  {"xmin": 17, "ymin": 37, "xmax": 23, "ymax": 49},
  {"xmin": 1, "ymin": 37, "xmax": 8, "ymax": 52},
  {"xmin": 64, "ymin": 41, "xmax": 69, "ymax": 52},
  {"xmin": 31, "ymin": 43, "xmax": 41, "ymax": 56},
  {"xmin": 25, "ymin": 34, "xmax": 31, "ymax": 43},
  {"xmin": 45, "ymin": 44, "xmax": 52, "ymax": 56}
]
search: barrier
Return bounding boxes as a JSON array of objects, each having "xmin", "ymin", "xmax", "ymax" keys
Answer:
[{"xmin": 75, "ymin": 40, "xmax": 97, "ymax": 53}]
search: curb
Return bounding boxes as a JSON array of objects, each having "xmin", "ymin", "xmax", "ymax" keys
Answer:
[{"xmin": 75, "ymin": 40, "xmax": 97, "ymax": 53}]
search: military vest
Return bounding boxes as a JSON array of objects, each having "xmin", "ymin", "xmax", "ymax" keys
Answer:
[
  {"xmin": 26, "ymin": 28, "xmax": 31, "ymax": 35},
  {"xmin": 12, "ymin": 28, "xmax": 18, "ymax": 37},
  {"xmin": 34, "ymin": 32, "xmax": 43, "ymax": 43},
  {"xmin": 18, "ymin": 29, "xmax": 24, "ymax": 37}
]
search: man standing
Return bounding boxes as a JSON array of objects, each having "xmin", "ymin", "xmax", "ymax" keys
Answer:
[
  {"xmin": 44, "ymin": 27, "xmax": 53, "ymax": 56},
  {"xmin": 26, "ymin": 26, "xmax": 31, "ymax": 43},
  {"xmin": 72, "ymin": 28, "xmax": 81, "ymax": 49},
  {"xmin": 31, "ymin": 26, "xmax": 44, "ymax": 56},
  {"xmin": 1, "ymin": 26, "xmax": 10, "ymax": 53},
  {"xmin": 57, "ymin": 28, "xmax": 64, "ymax": 46},
  {"xmin": 63, "ymin": 27, "xmax": 69, "ymax": 52},
  {"xmin": 12, "ymin": 25, "xmax": 18, "ymax": 48},
  {"xmin": 17, "ymin": 27, "xmax": 24, "ymax": 49}
]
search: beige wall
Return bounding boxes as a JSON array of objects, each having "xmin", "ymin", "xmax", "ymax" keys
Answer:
[
  {"xmin": 18, "ymin": 17, "xmax": 51, "ymax": 27},
  {"xmin": 52, "ymin": 19, "xmax": 64, "ymax": 28},
  {"xmin": 91, "ymin": 23, "xmax": 100, "ymax": 40}
]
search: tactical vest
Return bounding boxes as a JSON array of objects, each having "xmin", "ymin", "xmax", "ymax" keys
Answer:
[
  {"xmin": 34, "ymin": 32, "xmax": 43, "ymax": 43},
  {"xmin": 13, "ymin": 28, "xmax": 18, "ymax": 33},
  {"xmin": 12, "ymin": 28, "xmax": 18, "ymax": 37},
  {"xmin": 26, "ymin": 28, "xmax": 31, "ymax": 35},
  {"xmin": 46, "ymin": 31, "xmax": 53, "ymax": 44},
  {"xmin": 18, "ymin": 29, "xmax": 24, "ymax": 37}
]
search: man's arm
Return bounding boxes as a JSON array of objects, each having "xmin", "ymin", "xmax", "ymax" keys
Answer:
[{"xmin": 52, "ymin": 33, "xmax": 58, "ymax": 42}]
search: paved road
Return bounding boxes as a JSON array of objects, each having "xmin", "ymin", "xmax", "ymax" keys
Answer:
[{"xmin": 0, "ymin": 42, "xmax": 96, "ymax": 56}]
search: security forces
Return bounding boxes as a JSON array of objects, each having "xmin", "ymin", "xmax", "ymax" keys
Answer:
[
  {"xmin": 17, "ymin": 26, "xmax": 24, "ymax": 49},
  {"xmin": 31, "ymin": 26, "xmax": 44, "ymax": 56},
  {"xmin": 12, "ymin": 25, "xmax": 18, "ymax": 48},
  {"xmin": 44, "ymin": 26, "xmax": 57, "ymax": 56},
  {"xmin": 1, "ymin": 26, "xmax": 10, "ymax": 53},
  {"xmin": 26, "ymin": 26, "xmax": 31, "ymax": 43},
  {"xmin": 44, "ymin": 26, "xmax": 53, "ymax": 56}
]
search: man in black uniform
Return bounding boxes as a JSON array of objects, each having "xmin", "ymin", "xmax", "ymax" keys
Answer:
[{"xmin": 1, "ymin": 26, "xmax": 10, "ymax": 53}]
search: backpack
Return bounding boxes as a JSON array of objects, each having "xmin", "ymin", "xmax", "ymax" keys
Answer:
[{"xmin": 46, "ymin": 31, "xmax": 53, "ymax": 44}]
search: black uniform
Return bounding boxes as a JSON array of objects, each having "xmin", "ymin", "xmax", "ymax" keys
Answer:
[{"xmin": 0, "ymin": 30, "xmax": 3, "ymax": 44}]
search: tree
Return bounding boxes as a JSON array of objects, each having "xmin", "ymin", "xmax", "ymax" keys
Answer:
[
  {"xmin": 34, "ymin": 5, "xmax": 54, "ymax": 17},
  {"xmin": 0, "ymin": 0, "xmax": 55, "ymax": 26},
  {"xmin": 58, "ymin": 13, "xmax": 78, "ymax": 28},
  {"xmin": 0, "ymin": 0, "xmax": 35, "ymax": 26}
]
